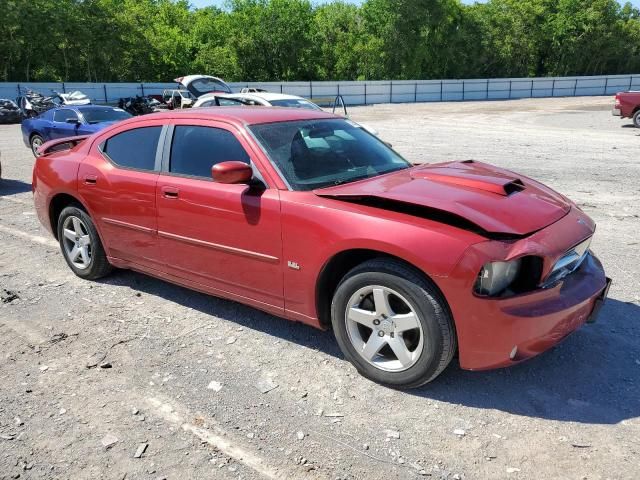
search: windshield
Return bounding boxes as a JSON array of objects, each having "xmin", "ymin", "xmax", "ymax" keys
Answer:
[
  {"xmin": 250, "ymin": 119, "xmax": 410, "ymax": 191},
  {"xmin": 270, "ymin": 99, "xmax": 322, "ymax": 111},
  {"xmin": 81, "ymin": 108, "xmax": 131, "ymax": 124}
]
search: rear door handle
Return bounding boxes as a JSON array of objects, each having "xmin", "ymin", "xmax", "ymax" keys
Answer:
[
  {"xmin": 161, "ymin": 186, "xmax": 179, "ymax": 199},
  {"xmin": 84, "ymin": 175, "xmax": 97, "ymax": 185}
]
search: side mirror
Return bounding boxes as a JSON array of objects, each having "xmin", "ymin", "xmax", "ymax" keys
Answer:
[{"xmin": 212, "ymin": 161, "xmax": 253, "ymax": 184}]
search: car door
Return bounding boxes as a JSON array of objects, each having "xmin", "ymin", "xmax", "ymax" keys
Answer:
[
  {"xmin": 51, "ymin": 109, "xmax": 81, "ymax": 139},
  {"xmin": 156, "ymin": 120, "xmax": 284, "ymax": 310},
  {"xmin": 77, "ymin": 120, "xmax": 165, "ymax": 268}
]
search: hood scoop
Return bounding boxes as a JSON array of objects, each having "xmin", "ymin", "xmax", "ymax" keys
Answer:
[{"xmin": 410, "ymin": 168, "xmax": 525, "ymax": 196}]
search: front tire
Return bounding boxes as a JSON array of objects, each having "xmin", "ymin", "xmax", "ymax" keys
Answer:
[
  {"xmin": 331, "ymin": 259, "xmax": 456, "ymax": 389},
  {"xmin": 633, "ymin": 110, "xmax": 640, "ymax": 128},
  {"xmin": 57, "ymin": 206, "xmax": 112, "ymax": 280}
]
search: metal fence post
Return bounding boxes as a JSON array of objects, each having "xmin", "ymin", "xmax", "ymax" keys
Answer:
[
  {"xmin": 462, "ymin": 80, "xmax": 465, "ymax": 101},
  {"xmin": 414, "ymin": 82, "xmax": 417, "ymax": 103},
  {"xmin": 280, "ymin": 84, "xmax": 283, "ymax": 94},
  {"xmin": 552, "ymin": 79, "xmax": 555, "ymax": 97},
  {"xmin": 62, "ymin": 82, "xmax": 66, "ymax": 93},
  {"xmin": 390, "ymin": 81, "xmax": 393, "ymax": 103},
  {"xmin": 486, "ymin": 79, "xmax": 489, "ymax": 100},
  {"xmin": 140, "ymin": 83, "xmax": 145, "ymax": 96},
  {"xmin": 103, "ymin": 84, "xmax": 108, "ymax": 102},
  {"xmin": 530, "ymin": 80, "xmax": 534, "ymax": 97},
  {"xmin": 17, "ymin": 83, "xmax": 21, "ymax": 96},
  {"xmin": 309, "ymin": 81, "xmax": 313, "ymax": 99},
  {"xmin": 440, "ymin": 80, "xmax": 443, "ymax": 101},
  {"xmin": 364, "ymin": 83, "xmax": 367, "ymax": 105},
  {"xmin": 508, "ymin": 80, "xmax": 512, "ymax": 99},
  {"xmin": 573, "ymin": 79, "xmax": 577, "ymax": 96},
  {"xmin": 604, "ymin": 77, "xmax": 609, "ymax": 95},
  {"xmin": 629, "ymin": 76, "xmax": 633, "ymax": 90}
]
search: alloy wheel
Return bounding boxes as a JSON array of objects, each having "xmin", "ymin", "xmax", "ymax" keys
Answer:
[
  {"xmin": 62, "ymin": 216, "xmax": 92, "ymax": 270},
  {"xmin": 345, "ymin": 285, "xmax": 424, "ymax": 372}
]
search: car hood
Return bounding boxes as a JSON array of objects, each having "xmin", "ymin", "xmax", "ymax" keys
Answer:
[{"xmin": 314, "ymin": 160, "xmax": 572, "ymax": 236}]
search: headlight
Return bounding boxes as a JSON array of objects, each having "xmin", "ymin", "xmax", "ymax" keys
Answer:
[{"xmin": 474, "ymin": 259, "xmax": 522, "ymax": 296}]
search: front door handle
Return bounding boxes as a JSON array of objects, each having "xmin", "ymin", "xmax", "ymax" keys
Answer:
[
  {"xmin": 84, "ymin": 175, "xmax": 97, "ymax": 185},
  {"xmin": 162, "ymin": 186, "xmax": 179, "ymax": 199}
]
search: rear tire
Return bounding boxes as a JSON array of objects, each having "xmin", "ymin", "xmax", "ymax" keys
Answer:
[
  {"xmin": 57, "ymin": 206, "xmax": 112, "ymax": 280},
  {"xmin": 633, "ymin": 110, "xmax": 640, "ymax": 128},
  {"xmin": 331, "ymin": 258, "xmax": 456, "ymax": 389}
]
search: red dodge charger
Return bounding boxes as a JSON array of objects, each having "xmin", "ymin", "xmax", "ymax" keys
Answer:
[{"xmin": 32, "ymin": 108, "xmax": 610, "ymax": 388}]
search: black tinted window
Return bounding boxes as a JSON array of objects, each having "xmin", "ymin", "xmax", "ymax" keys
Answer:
[
  {"xmin": 170, "ymin": 126, "xmax": 249, "ymax": 178},
  {"xmin": 103, "ymin": 126, "xmax": 161, "ymax": 171},
  {"xmin": 53, "ymin": 109, "xmax": 78, "ymax": 122}
]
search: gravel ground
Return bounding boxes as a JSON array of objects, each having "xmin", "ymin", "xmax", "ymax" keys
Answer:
[{"xmin": 0, "ymin": 96, "xmax": 639, "ymax": 480}]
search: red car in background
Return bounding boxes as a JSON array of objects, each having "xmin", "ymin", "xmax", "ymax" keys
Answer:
[
  {"xmin": 613, "ymin": 91, "xmax": 640, "ymax": 127},
  {"xmin": 31, "ymin": 108, "xmax": 610, "ymax": 388}
]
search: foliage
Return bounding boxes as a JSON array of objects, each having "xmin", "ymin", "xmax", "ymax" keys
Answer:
[{"xmin": 1, "ymin": 0, "xmax": 638, "ymax": 82}]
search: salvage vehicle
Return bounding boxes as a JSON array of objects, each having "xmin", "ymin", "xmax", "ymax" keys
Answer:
[
  {"xmin": 612, "ymin": 91, "xmax": 640, "ymax": 127},
  {"xmin": 163, "ymin": 75, "xmax": 234, "ymax": 110},
  {"xmin": 55, "ymin": 90, "xmax": 91, "ymax": 106},
  {"xmin": 16, "ymin": 89, "xmax": 59, "ymax": 118},
  {"xmin": 31, "ymin": 108, "xmax": 610, "ymax": 388},
  {"xmin": 0, "ymin": 99, "xmax": 23, "ymax": 124},
  {"xmin": 22, "ymin": 105, "xmax": 131, "ymax": 157},
  {"xmin": 118, "ymin": 96, "xmax": 159, "ymax": 116}
]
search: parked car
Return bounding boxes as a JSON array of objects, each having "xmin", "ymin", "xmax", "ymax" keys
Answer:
[
  {"xmin": 22, "ymin": 105, "xmax": 131, "ymax": 157},
  {"xmin": 612, "ymin": 91, "xmax": 640, "ymax": 127},
  {"xmin": 31, "ymin": 108, "xmax": 610, "ymax": 388},
  {"xmin": 194, "ymin": 91, "xmax": 323, "ymax": 111},
  {"xmin": 161, "ymin": 75, "xmax": 234, "ymax": 110},
  {"xmin": 0, "ymin": 99, "xmax": 23, "ymax": 124}
]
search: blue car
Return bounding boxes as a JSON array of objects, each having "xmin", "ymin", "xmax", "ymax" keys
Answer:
[{"xmin": 22, "ymin": 105, "xmax": 132, "ymax": 156}]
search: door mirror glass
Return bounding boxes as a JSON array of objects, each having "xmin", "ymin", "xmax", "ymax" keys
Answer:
[{"xmin": 212, "ymin": 161, "xmax": 253, "ymax": 184}]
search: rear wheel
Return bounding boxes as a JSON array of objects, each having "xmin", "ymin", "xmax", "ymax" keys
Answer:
[
  {"xmin": 57, "ymin": 206, "xmax": 112, "ymax": 280},
  {"xmin": 633, "ymin": 110, "xmax": 640, "ymax": 128},
  {"xmin": 30, "ymin": 134, "xmax": 44, "ymax": 157},
  {"xmin": 331, "ymin": 258, "xmax": 456, "ymax": 389}
]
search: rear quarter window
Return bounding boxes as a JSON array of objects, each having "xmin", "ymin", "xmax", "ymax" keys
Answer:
[{"xmin": 102, "ymin": 126, "xmax": 162, "ymax": 171}]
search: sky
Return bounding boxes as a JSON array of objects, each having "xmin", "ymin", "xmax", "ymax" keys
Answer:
[{"xmin": 190, "ymin": 0, "xmax": 640, "ymax": 8}]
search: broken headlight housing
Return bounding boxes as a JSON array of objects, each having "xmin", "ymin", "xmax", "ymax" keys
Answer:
[{"xmin": 474, "ymin": 258, "xmax": 522, "ymax": 297}]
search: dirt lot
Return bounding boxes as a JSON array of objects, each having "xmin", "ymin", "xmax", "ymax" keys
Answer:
[{"xmin": 0, "ymin": 96, "xmax": 639, "ymax": 480}]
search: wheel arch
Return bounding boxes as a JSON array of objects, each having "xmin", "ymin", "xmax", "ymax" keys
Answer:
[
  {"xmin": 48, "ymin": 192, "xmax": 90, "ymax": 240},
  {"xmin": 315, "ymin": 248, "xmax": 452, "ymax": 329}
]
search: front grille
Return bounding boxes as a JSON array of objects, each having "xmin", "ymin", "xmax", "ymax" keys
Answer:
[{"xmin": 541, "ymin": 237, "xmax": 592, "ymax": 288}]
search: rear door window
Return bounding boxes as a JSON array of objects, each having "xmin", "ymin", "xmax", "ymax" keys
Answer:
[
  {"xmin": 169, "ymin": 126, "xmax": 250, "ymax": 178},
  {"xmin": 102, "ymin": 126, "xmax": 162, "ymax": 171}
]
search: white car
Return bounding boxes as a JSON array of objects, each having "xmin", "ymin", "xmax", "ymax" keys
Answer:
[{"xmin": 194, "ymin": 92, "xmax": 323, "ymax": 111}]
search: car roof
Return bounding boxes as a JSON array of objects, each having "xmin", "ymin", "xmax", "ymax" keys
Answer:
[{"xmin": 122, "ymin": 106, "xmax": 337, "ymax": 127}]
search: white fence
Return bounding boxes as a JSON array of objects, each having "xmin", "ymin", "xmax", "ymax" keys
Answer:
[{"xmin": 1, "ymin": 74, "xmax": 638, "ymax": 106}]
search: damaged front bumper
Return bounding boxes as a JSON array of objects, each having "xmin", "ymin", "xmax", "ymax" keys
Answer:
[{"xmin": 437, "ymin": 207, "xmax": 610, "ymax": 370}]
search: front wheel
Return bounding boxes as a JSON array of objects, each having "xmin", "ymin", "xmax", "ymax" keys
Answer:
[
  {"xmin": 633, "ymin": 110, "xmax": 640, "ymax": 128},
  {"xmin": 331, "ymin": 259, "xmax": 456, "ymax": 389},
  {"xmin": 57, "ymin": 206, "xmax": 113, "ymax": 280},
  {"xmin": 30, "ymin": 134, "xmax": 44, "ymax": 157}
]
